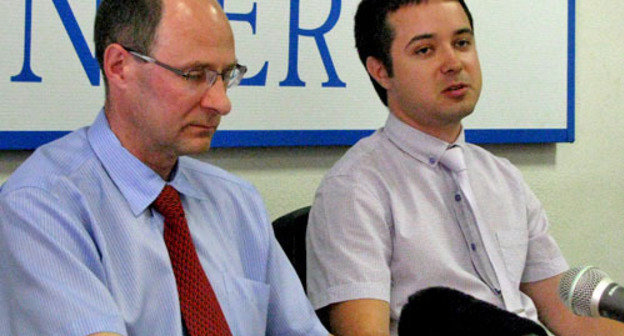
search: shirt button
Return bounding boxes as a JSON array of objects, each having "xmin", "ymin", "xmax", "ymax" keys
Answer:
[
  {"xmin": 455, "ymin": 194, "xmax": 462, "ymax": 202},
  {"xmin": 471, "ymin": 243, "xmax": 477, "ymax": 251},
  {"xmin": 495, "ymin": 289, "xmax": 502, "ymax": 295},
  {"xmin": 429, "ymin": 157, "xmax": 435, "ymax": 165}
]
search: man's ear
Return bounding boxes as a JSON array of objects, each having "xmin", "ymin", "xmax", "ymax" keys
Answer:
[
  {"xmin": 366, "ymin": 56, "xmax": 391, "ymax": 89},
  {"xmin": 103, "ymin": 43, "xmax": 133, "ymax": 90}
]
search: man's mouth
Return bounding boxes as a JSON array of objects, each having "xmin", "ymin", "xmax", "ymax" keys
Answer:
[
  {"xmin": 188, "ymin": 124, "xmax": 219, "ymax": 132},
  {"xmin": 443, "ymin": 83, "xmax": 468, "ymax": 92},
  {"xmin": 442, "ymin": 83, "xmax": 469, "ymax": 98}
]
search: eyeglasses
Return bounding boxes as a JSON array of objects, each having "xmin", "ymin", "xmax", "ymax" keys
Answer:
[{"xmin": 122, "ymin": 46, "xmax": 247, "ymax": 89}]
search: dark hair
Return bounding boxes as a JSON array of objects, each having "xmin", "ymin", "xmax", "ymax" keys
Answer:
[
  {"xmin": 354, "ymin": 0, "xmax": 473, "ymax": 106},
  {"xmin": 94, "ymin": 0, "xmax": 163, "ymax": 90}
]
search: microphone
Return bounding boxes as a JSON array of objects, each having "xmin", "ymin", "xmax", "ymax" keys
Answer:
[
  {"xmin": 558, "ymin": 266, "xmax": 624, "ymax": 322},
  {"xmin": 398, "ymin": 286, "xmax": 547, "ymax": 336}
]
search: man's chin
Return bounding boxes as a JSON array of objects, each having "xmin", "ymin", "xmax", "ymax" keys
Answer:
[
  {"xmin": 457, "ymin": 108, "xmax": 475, "ymax": 119},
  {"xmin": 177, "ymin": 137, "xmax": 214, "ymax": 156},
  {"xmin": 442, "ymin": 106, "xmax": 474, "ymax": 124}
]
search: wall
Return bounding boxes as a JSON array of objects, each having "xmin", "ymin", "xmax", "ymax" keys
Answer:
[{"xmin": 1, "ymin": 1, "xmax": 623, "ymax": 283}]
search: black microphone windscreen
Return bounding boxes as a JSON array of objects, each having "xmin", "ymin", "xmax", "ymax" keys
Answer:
[{"xmin": 398, "ymin": 287, "xmax": 547, "ymax": 336}]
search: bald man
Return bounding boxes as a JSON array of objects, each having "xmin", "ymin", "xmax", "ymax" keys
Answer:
[{"xmin": 0, "ymin": 0, "xmax": 328, "ymax": 335}]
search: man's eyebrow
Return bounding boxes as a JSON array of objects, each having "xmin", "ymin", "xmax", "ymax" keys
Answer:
[
  {"xmin": 455, "ymin": 27, "xmax": 474, "ymax": 36},
  {"xmin": 182, "ymin": 60, "xmax": 239, "ymax": 70},
  {"xmin": 406, "ymin": 33, "xmax": 434, "ymax": 49},
  {"xmin": 182, "ymin": 61, "xmax": 215, "ymax": 70},
  {"xmin": 405, "ymin": 27, "xmax": 474, "ymax": 49}
]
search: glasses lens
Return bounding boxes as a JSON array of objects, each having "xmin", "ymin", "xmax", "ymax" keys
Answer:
[
  {"xmin": 204, "ymin": 70, "xmax": 219, "ymax": 87},
  {"xmin": 226, "ymin": 69, "xmax": 239, "ymax": 88},
  {"xmin": 226, "ymin": 65, "xmax": 247, "ymax": 88}
]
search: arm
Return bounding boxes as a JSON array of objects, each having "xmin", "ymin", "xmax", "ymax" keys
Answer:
[
  {"xmin": 306, "ymin": 175, "xmax": 393, "ymax": 335},
  {"xmin": 264, "ymin": 230, "xmax": 332, "ymax": 335},
  {"xmin": 243, "ymin": 187, "xmax": 328, "ymax": 336},
  {"xmin": 516, "ymin": 179, "xmax": 620, "ymax": 334},
  {"xmin": 327, "ymin": 299, "xmax": 390, "ymax": 336},
  {"xmin": 0, "ymin": 188, "xmax": 127, "ymax": 335},
  {"xmin": 521, "ymin": 274, "xmax": 624, "ymax": 336}
]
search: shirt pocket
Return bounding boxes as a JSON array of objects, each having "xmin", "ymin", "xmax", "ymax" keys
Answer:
[
  {"xmin": 222, "ymin": 274, "xmax": 270, "ymax": 336},
  {"xmin": 495, "ymin": 228, "xmax": 528, "ymax": 285}
]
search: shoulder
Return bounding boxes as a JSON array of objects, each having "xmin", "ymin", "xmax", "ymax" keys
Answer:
[
  {"xmin": 318, "ymin": 131, "xmax": 403, "ymax": 200},
  {"xmin": 178, "ymin": 156, "xmax": 257, "ymax": 192},
  {"xmin": 313, "ymin": 132, "xmax": 395, "ymax": 218},
  {"xmin": 1, "ymin": 128, "xmax": 96, "ymax": 195},
  {"xmin": 463, "ymin": 143, "xmax": 532, "ymax": 202},
  {"xmin": 177, "ymin": 157, "xmax": 265, "ymax": 215},
  {"xmin": 324, "ymin": 131, "xmax": 389, "ymax": 179},
  {"xmin": 464, "ymin": 143, "xmax": 523, "ymax": 178}
]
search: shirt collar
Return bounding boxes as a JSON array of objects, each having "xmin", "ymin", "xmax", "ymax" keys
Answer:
[
  {"xmin": 382, "ymin": 113, "xmax": 466, "ymax": 167},
  {"xmin": 87, "ymin": 110, "xmax": 205, "ymax": 216},
  {"xmin": 169, "ymin": 159, "xmax": 208, "ymax": 202}
]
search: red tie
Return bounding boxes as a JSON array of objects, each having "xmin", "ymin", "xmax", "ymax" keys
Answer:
[{"xmin": 153, "ymin": 185, "xmax": 232, "ymax": 336}]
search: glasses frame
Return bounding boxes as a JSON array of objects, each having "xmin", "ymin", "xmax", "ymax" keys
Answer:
[{"xmin": 121, "ymin": 45, "xmax": 247, "ymax": 89}]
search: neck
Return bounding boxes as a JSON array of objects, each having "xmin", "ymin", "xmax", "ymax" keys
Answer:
[
  {"xmin": 391, "ymin": 111, "xmax": 462, "ymax": 144},
  {"xmin": 104, "ymin": 103, "xmax": 177, "ymax": 181},
  {"xmin": 136, "ymin": 150, "xmax": 177, "ymax": 181}
]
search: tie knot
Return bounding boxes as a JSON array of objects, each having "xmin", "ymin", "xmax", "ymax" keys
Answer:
[
  {"xmin": 153, "ymin": 185, "xmax": 184, "ymax": 219},
  {"xmin": 439, "ymin": 146, "xmax": 466, "ymax": 173}
]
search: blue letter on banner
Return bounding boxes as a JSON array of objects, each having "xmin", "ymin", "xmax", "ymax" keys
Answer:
[
  {"xmin": 217, "ymin": 1, "xmax": 268, "ymax": 86},
  {"xmin": 12, "ymin": 0, "xmax": 101, "ymax": 85},
  {"xmin": 11, "ymin": 0, "xmax": 42, "ymax": 82},
  {"xmin": 280, "ymin": 0, "xmax": 346, "ymax": 88}
]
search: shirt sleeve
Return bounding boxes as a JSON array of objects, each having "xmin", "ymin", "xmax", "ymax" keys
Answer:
[
  {"xmin": 254, "ymin": 195, "xmax": 328, "ymax": 336},
  {"xmin": 306, "ymin": 174, "xmax": 393, "ymax": 310},
  {"xmin": 521, "ymin": 180, "xmax": 569, "ymax": 283},
  {"xmin": 0, "ymin": 187, "xmax": 127, "ymax": 336}
]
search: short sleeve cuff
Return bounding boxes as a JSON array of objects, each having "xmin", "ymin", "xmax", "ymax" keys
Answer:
[
  {"xmin": 309, "ymin": 281, "xmax": 390, "ymax": 310},
  {"xmin": 521, "ymin": 255, "xmax": 569, "ymax": 283},
  {"xmin": 71, "ymin": 316, "xmax": 127, "ymax": 336}
]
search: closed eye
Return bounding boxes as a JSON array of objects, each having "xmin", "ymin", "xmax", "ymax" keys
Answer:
[
  {"xmin": 183, "ymin": 69, "xmax": 206, "ymax": 82},
  {"xmin": 455, "ymin": 39, "xmax": 472, "ymax": 49},
  {"xmin": 415, "ymin": 46, "xmax": 432, "ymax": 56}
]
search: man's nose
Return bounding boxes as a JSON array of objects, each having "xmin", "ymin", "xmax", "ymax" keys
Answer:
[
  {"xmin": 200, "ymin": 77, "xmax": 232, "ymax": 116},
  {"xmin": 440, "ymin": 47, "xmax": 463, "ymax": 75}
]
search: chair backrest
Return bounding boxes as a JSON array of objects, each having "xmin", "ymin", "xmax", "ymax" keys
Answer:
[
  {"xmin": 272, "ymin": 206, "xmax": 311, "ymax": 292},
  {"xmin": 273, "ymin": 206, "xmax": 332, "ymax": 331}
]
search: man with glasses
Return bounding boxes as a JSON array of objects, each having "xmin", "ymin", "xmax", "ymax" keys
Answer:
[{"xmin": 0, "ymin": 0, "xmax": 328, "ymax": 335}]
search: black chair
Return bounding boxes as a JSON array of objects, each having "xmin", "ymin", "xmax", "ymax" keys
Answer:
[
  {"xmin": 272, "ymin": 206, "xmax": 311, "ymax": 292},
  {"xmin": 272, "ymin": 206, "xmax": 331, "ymax": 330}
]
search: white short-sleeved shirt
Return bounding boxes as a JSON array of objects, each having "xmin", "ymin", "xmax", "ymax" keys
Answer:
[{"xmin": 306, "ymin": 113, "xmax": 568, "ymax": 335}]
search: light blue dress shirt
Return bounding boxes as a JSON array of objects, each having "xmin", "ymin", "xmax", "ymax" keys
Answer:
[{"xmin": 0, "ymin": 111, "xmax": 327, "ymax": 336}]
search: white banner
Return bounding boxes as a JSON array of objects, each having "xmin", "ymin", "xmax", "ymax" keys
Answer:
[{"xmin": 0, "ymin": 0, "xmax": 572, "ymax": 145}]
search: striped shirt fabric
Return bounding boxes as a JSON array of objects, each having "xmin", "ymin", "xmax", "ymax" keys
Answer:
[
  {"xmin": 306, "ymin": 113, "xmax": 568, "ymax": 336},
  {"xmin": 0, "ymin": 110, "xmax": 327, "ymax": 336}
]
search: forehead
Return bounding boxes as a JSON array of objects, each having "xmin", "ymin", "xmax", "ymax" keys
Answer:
[
  {"xmin": 153, "ymin": 0, "xmax": 235, "ymax": 62},
  {"xmin": 387, "ymin": 1, "xmax": 471, "ymax": 42}
]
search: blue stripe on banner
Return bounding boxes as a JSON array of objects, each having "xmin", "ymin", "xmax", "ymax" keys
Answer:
[
  {"xmin": 465, "ymin": 129, "xmax": 571, "ymax": 144},
  {"xmin": 210, "ymin": 130, "xmax": 375, "ymax": 147},
  {"xmin": 566, "ymin": 0, "xmax": 576, "ymax": 142},
  {"xmin": 0, "ymin": 131, "xmax": 70, "ymax": 150},
  {"xmin": 0, "ymin": 128, "xmax": 573, "ymax": 150}
]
